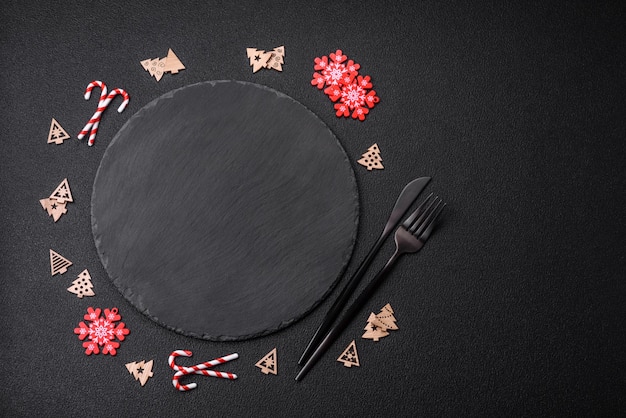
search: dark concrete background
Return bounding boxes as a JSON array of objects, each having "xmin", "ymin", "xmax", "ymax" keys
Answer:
[{"xmin": 1, "ymin": 1, "xmax": 624, "ymax": 416}]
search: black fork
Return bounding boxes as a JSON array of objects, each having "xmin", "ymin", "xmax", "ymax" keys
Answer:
[{"xmin": 296, "ymin": 194, "xmax": 446, "ymax": 381}]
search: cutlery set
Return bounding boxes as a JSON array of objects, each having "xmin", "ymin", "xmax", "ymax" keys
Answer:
[{"xmin": 296, "ymin": 177, "xmax": 445, "ymax": 381}]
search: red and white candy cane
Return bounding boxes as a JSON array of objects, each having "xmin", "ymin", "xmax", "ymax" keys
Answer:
[
  {"xmin": 168, "ymin": 350, "xmax": 238, "ymax": 392},
  {"xmin": 77, "ymin": 80, "xmax": 107, "ymax": 140},
  {"xmin": 77, "ymin": 80, "xmax": 130, "ymax": 146},
  {"xmin": 86, "ymin": 88, "xmax": 130, "ymax": 146}
]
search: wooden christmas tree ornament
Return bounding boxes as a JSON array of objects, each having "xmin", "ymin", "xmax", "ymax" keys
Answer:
[
  {"xmin": 247, "ymin": 46, "xmax": 285, "ymax": 72},
  {"xmin": 375, "ymin": 303, "xmax": 398, "ymax": 330},
  {"xmin": 50, "ymin": 178, "xmax": 74, "ymax": 203},
  {"xmin": 141, "ymin": 49, "xmax": 185, "ymax": 81},
  {"xmin": 126, "ymin": 359, "xmax": 154, "ymax": 386},
  {"xmin": 273, "ymin": 46, "xmax": 285, "ymax": 57},
  {"xmin": 337, "ymin": 340, "xmax": 360, "ymax": 367},
  {"xmin": 149, "ymin": 57, "xmax": 166, "ymax": 81},
  {"xmin": 255, "ymin": 348, "xmax": 278, "ymax": 375},
  {"xmin": 357, "ymin": 143, "xmax": 384, "ymax": 171},
  {"xmin": 265, "ymin": 46, "xmax": 285, "ymax": 71},
  {"xmin": 162, "ymin": 48, "xmax": 186, "ymax": 74},
  {"xmin": 246, "ymin": 48, "xmax": 272, "ymax": 73},
  {"xmin": 362, "ymin": 303, "xmax": 399, "ymax": 341},
  {"xmin": 41, "ymin": 178, "xmax": 73, "ymax": 222},
  {"xmin": 362, "ymin": 312, "xmax": 389, "ymax": 341},
  {"xmin": 40, "ymin": 198, "xmax": 67, "ymax": 222},
  {"xmin": 50, "ymin": 249, "xmax": 72, "ymax": 276},
  {"xmin": 67, "ymin": 269, "xmax": 95, "ymax": 298},
  {"xmin": 47, "ymin": 118, "xmax": 71, "ymax": 144}
]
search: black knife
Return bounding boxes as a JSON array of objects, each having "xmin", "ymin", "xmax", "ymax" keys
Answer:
[{"xmin": 297, "ymin": 176, "xmax": 431, "ymax": 366}]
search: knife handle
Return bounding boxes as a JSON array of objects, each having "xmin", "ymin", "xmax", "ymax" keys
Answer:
[
  {"xmin": 297, "ymin": 234, "xmax": 385, "ymax": 365},
  {"xmin": 295, "ymin": 251, "xmax": 400, "ymax": 381}
]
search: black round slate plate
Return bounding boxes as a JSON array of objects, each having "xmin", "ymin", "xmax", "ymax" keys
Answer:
[{"xmin": 91, "ymin": 80, "xmax": 359, "ymax": 341}]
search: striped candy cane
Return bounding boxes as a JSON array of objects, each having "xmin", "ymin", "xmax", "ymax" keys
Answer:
[
  {"xmin": 77, "ymin": 80, "xmax": 107, "ymax": 140},
  {"xmin": 168, "ymin": 350, "xmax": 238, "ymax": 391},
  {"xmin": 84, "ymin": 80, "xmax": 108, "ymax": 101},
  {"xmin": 78, "ymin": 81, "xmax": 130, "ymax": 146},
  {"xmin": 86, "ymin": 88, "xmax": 130, "ymax": 146}
]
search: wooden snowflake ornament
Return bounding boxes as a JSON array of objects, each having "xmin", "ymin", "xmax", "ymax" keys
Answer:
[
  {"xmin": 67, "ymin": 269, "xmax": 95, "ymax": 298},
  {"xmin": 255, "ymin": 348, "xmax": 278, "ymax": 375},
  {"xmin": 50, "ymin": 249, "xmax": 72, "ymax": 275},
  {"xmin": 47, "ymin": 118, "xmax": 70, "ymax": 144},
  {"xmin": 357, "ymin": 143, "xmax": 384, "ymax": 171},
  {"xmin": 337, "ymin": 340, "xmax": 360, "ymax": 367},
  {"xmin": 126, "ymin": 360, "xmax": 154, "ymax": 386}
]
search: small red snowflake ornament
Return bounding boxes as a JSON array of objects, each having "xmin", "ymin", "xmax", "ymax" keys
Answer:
[
  {"xmin": 74, "ymin": 307, "xmax": 129, "ymax": 356},
  {"xmin": 311, "ymin": 50, "xmax": 379, "ymax": 121}
]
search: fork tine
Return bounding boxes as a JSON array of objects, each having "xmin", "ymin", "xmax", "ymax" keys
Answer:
[
  {"xmin": 402, "ymin": 193, "xmax": 434, "ymax": 229},
  {"xmin": 413, "ymin": 200, "xmax": 445, "ymax": 239},
  {"xmin": 408, "ymin": 196, "xmax": 441, "ymax": 233}
]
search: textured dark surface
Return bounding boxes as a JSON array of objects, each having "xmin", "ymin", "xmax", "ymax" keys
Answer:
[
  {"xmin": 92, "ymin": 80, "xmax": 358, "ymax": 340},
  {"xmin": 1, "ymin": 1, "xmax": 625, "ymax": 417}
]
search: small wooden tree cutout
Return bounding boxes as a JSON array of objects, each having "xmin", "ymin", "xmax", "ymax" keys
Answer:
[
  {"xmin": 50, "ymin": 249, "xmax": 72, "ymax": 276},
  {"xmin": 265, "ymin": 46, "xmax": 285, "ymax": 71},
  {"xmin": 357, "ymin": 143, "xmax": 384, "ymax": 171},
  {"xmin": 273, "ymin": 46, "xmax": 285, "ymax": 57},
  {"xmin": 50, "ymin": 178, "xmax": 73, "ymax": 203},
  {"xmin": 40, "ymin": 179, "xmax": 73, "ymax": 222},
  {"xmin": 362, "ymin": 312, "xmax": 389, "ymax": 341},
  {"xmin": 362, "ymin": 303, "xmax": 399, "ymax": 341},
  {"xmin": 140, "ymin": 59, "xmax": 151, "ymax": 71},
  {"xmin": 126, "ymin": 360, "xmax": 154, "ymax": 386},
  {"xmin": 375, "ymin": 303, "xmax": 398, "ymax": 330},
  {"xmin": 67, "ymin": 269, "xmax": 95, "ymax": 298},
  {"xmin": 247, "ymin": 46, "xmax": 285, "ymax": 72},
  {"xmin": 141, "ymin": 49, "xmax": 185, "ymax": 81},
  {"xmin": 47, "ymin": 118, "xmax": 70, "ymax": 144},
  {"xmin": 246, "ymin": 48, "xmax": 272, "ymax": 73},
  {"xmin": 337, "ymin": 340, "xmax": 360, "ymax": 367},
  {"xmin": 39, "ymin": 197, "xmax": 67, "ymax": 222},
  {"xmin": 162, "ymin": 48, "xmax": 185, "ymax": 74},
  {"xmin": 255, "ymin": 348, "xmax": 278, "ymax": 375},
  {"xmin": 146, "ymin": 57, "xmax": 166, "ymax": 81}
]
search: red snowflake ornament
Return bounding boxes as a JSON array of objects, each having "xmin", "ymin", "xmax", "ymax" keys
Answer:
[
  {"xmin": 329, "ymin": 49, "xmax": 347, "ymax": 64},
  {"xmin": 334, "ymin": 103, "xmax": 351, "ymax": 118},
  {"xmin": 311, "ymin": 50, "xmax": 379, "ymax": 121},
  {"xmin": 74, "ymin": 307, "xmax": 130, "ymax": 356},
  {"xmin": 311, "ymin": 49, "xmax": 357, "ymax": 88},
  {"xmin": 314, "ymin": 55, "xmax": 329, "ymax": 71},
  {"xmin": 311, "ymin": 72, "xmax": 326, "ymax": 90},
  {"xmin": 356, "ymin": 75, "xmax": 372, "ymax": 89},
  {"xmin": 345, "ymin": 60, "xmax": 361, "ymax": 74},
  {"xmin": 329, "ymin": 62, "xmax": 353, "ymax": 85},
  {"xmin": 352, "ymin": 106, "xmax": 370, "ymax": 121}
]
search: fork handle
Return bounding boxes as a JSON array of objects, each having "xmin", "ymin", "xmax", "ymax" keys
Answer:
[{"xmin": 295, "ymin": 250, "xmax": 402, "ymax": 381}]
